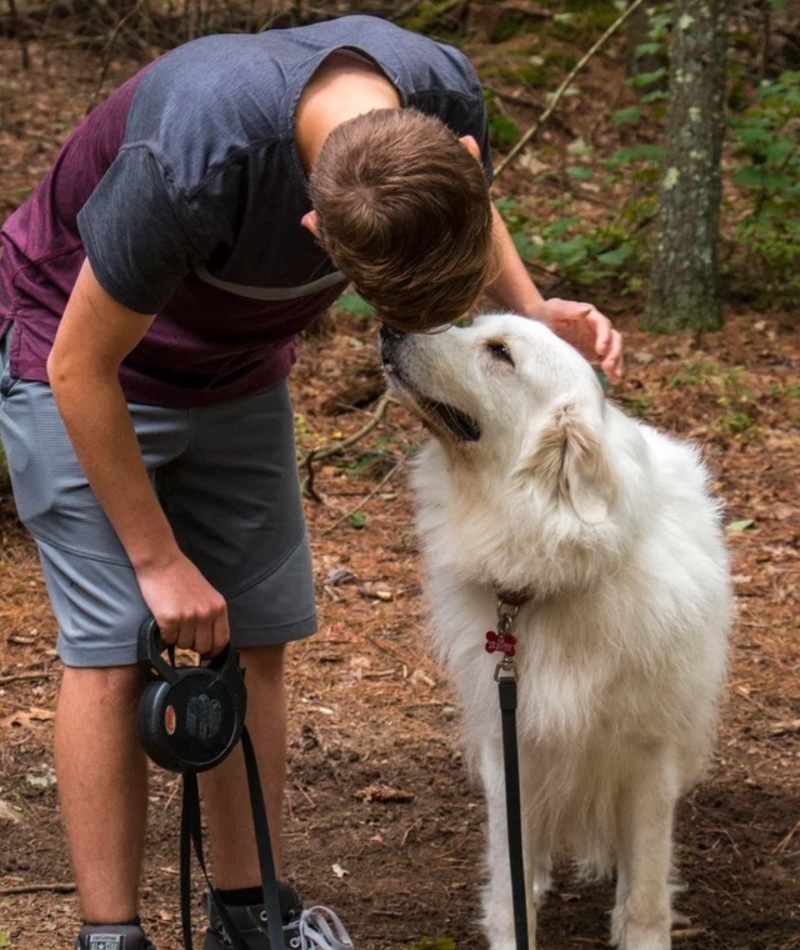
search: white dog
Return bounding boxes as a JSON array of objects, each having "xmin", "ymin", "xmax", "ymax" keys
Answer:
[{"xmin": 380, "ymin": 314, "xmax": 731, "ymax": 950}]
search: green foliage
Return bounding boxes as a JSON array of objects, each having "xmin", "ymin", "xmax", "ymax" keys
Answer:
[
  {"xmin": 665, "ymin": 360, "xmax": 768, "ymax": 435},
  {"xmin": 484, "ymin": 91, "xmax": 520, "ymax": 149},
  {"xmin": 403, "ymin": 1, "xmax": 465, "ymax": 36},
  {"xmin": 513, "ymin": 63, "xmax": 551, "ymax": 88},
  {"xmin": 502, "ymin": 195, "xmax": 648, "ymax": 294},
  {"xmin": 411, "ymin": 939, "xmax": 456, "ymax": 950},
  {"xmin": 336, "ymin": 291, "xmax": 374, "ymax": 319},
  {"xmin": 496, "ymin": 126, "xmax": 662, "ymax": 296},
  {"xmin": 612, "ymin": 105, "xmax": 643, "ymax": 126},
  {"xmin": 727, "ymin": 71, "xmax": 800, "ymax": 303},
  {"xmin": 620, "ymin": 394, "xmax": 650, "ymax": 417}
]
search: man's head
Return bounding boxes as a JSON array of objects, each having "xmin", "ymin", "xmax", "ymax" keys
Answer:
[{"xmin": 306, "ymin": 108, "xmax": 495, "ymax": 331}]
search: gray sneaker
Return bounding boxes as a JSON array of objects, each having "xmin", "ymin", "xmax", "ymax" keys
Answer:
[
  {"xmin": 75, "ymin": 925, "xmax": 156, "ymax": 950},
  {"xmin": 203, "ymin": 888, "xmax": 353, "ymax": 950}
]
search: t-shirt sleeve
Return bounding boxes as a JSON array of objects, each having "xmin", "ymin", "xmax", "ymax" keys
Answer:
[
  {"xmin": 77, "ymin": 146, "xmax": 213, "ymax": 314},
  {"xmin": 415, "ymin": 47, "xmax": 494, "ymax": 184},
  {"xmin": 474, "ymin": 99, "xmax": 494, "ymax": 184}
]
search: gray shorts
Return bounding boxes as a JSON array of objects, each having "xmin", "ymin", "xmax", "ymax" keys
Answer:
[{"xmin": 0, "ymin": 329, "xmax": 316, "ymax": 668}]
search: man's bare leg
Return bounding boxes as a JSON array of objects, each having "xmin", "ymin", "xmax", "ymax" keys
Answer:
[
  {"xmin": 201, "ymin": 643, "xmax": 288, "ymax": 886},
  {"xmin": 55, "ymin": 665, "xmax": 149, "ymax": 923}
]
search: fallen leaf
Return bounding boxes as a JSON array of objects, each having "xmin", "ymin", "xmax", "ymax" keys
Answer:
[
  {"xmin": 409, "ymin": 669, "xmax": 436, "ymax": 688},
  {"xmin": 727, "ymin": 519, "xmax": 755, "ymax": 532},
  {"xmin": 25, "ymin": 765, "xmax": 57, "ymax": 788},
  {"xmin": 770, "ymin": 719, "xmax": 800, "ymax": 737},
  {"xmin": 0, "ymin": 799, "xmax": 23, "ymax": 824}
]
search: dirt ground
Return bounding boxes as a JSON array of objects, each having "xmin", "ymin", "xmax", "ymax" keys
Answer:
[{"xmin": 1, "ymin": 14, "xmax": 799, "ymax": 950}]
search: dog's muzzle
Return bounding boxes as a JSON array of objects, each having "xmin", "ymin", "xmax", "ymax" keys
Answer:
[{"xmin": 379, "ymin": 324, "xmax": 481, "ymax": 442}]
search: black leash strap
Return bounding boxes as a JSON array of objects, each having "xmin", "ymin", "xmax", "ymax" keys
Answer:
[
  {"xmin": 241, "ymin": 727, "xmax": 286, "ymax": 950},
  {"xmin": 497, "ymin": 663, "xmax": 529, "ymax": 950},
  {"xmin": 180, "ymin": 725, "xmax": 285, "ymax": 950}
]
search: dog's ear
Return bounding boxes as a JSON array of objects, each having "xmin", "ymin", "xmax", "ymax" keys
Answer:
[{"xmin": 519, "ymin": 401, "xmax": 616, "ymax": 524}]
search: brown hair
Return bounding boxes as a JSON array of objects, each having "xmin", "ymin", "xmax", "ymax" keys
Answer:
[{"xmin": 308, "ymin": 108, "xmax": 495, "ymax": 331}]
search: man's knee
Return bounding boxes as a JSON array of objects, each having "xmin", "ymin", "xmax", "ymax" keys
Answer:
[
  {"xmin": 237, "ymin": 643, "xmax": 286, "ymax": 684},
  {"xmin": 61, "ymin": 664, "xmax": 148, "ymax": 708}
]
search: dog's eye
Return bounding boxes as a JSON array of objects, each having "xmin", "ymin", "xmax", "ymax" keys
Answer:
[{"xmin": 486, "ymin": 341, "xmax": 514, "ymax": 366}]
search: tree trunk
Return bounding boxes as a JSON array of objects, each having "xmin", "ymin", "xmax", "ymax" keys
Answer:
[{"xmin": 643, "ymin": 0, "xmax": 730, "ymax": 332}]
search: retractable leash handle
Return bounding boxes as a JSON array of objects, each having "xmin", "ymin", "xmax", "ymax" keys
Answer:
[
  {"xmin": 135, "ymin": 618, "xmax": 285, "ymax": 950},
  {"xmin": 136, "ymin": 617, "xmax": 247, "ymax": 773}
]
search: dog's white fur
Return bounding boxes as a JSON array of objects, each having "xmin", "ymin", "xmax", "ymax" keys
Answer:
[{"xmin": 381, "ymin": 314, "xmax": 731, "ymax": 950}]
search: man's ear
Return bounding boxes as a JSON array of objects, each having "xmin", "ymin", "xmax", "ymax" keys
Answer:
[
  {"xmin": 458, "ymin": 135, "xmax": 482, "ymax": 161},
  {"xmin": 301, "ymin": 210, "xmax": 319, "ymax": 237}
]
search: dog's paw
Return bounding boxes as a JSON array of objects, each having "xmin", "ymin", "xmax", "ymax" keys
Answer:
[
  {"xmin": 532, "ymin": 854, "xmax": 553, "ymax": 910},
  {"xmin": 614, "ymin": 923, "xmax": 671, "ymax": 950},
  {"xmin": 489, "ymin": 936, "xmax": 537, "ymax": 950},
  {"xmin": 532, "ymin": 873, "xmax": 552, "ymax": 910},
  {"xmin": 484, "ymin": 907, "xmax": 536, "ymax": 950},
  {"xmin": 610, "ymin": 904, "xmax": 623, "ymax": 947}
]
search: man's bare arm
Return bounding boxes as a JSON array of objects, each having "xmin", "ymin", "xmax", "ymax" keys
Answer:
[{"xmin": 47, "ymin": 259, "xmax": 229, "ymax": 655}]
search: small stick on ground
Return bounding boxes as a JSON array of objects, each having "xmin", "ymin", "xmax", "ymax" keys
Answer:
[
  {"xmin": 0, "ymin": 882, "xmax": 76, "ymax": 895},
  {"xmin": 0, "ymin": 671, "xmax": 58, "ymax": 687},
  {"xmin": 300, "ymin": 393, "xmax": 395, "ymax": 500},
  {"xmin": 320, "ymin": 460, "xmax": 403, "ymax": 537}
]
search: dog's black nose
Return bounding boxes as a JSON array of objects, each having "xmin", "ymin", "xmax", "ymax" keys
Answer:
[{"xmin": 379, "ymin": 323, "xmax": 407, "ymax": 343}]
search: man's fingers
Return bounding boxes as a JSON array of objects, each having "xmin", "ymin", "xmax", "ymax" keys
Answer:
[
  {"xmin": 153, "ymin": 612, "xmax": 225, "ymax": 658},
  {"xmin": 601, "ymin": 329, "xmax": 624, "ymax": 382},
  {"xmin": 209, "ymin": 613, "xmax": 231, "ymax": 658},
  {"xmin": 175, "ymin": 621, "xmax": 200, "ymax": 653},
  {"xmin": 594, "ymin": 319, "xmax": 612, "ymax": 358}
]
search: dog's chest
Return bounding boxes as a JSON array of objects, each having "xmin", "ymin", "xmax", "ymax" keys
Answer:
[{"xmin": 452, "ymin": 604, "xmax": 645, "ymax": 748}]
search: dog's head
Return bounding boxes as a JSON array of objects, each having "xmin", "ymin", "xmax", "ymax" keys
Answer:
[{"xmin": 380, "ymin": 312, "xmax": 618, "ymax": 525}]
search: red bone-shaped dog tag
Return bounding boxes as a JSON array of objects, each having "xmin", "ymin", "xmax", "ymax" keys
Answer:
[{"xmin": 485, "ymin": 630, "xmax": 517, "ymax": 657}]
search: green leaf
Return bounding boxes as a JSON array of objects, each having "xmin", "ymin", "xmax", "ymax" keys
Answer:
[
  {"xmin": 348, "ymin": 512, "xmax": 367, "ymax": 529},
  {"xmin": 634, "ymin": 42, "xmax": 662, "ymax": 59},
  {"xmin": 727, "ymin": 518, "xmax": 755, "ymax": 532},
  {"xmin": 566, "ymin": 165, "xmax": 592, "ymax": 181},
  {"xmin": 627, "ymin": 68, "xmax": 667, "ymax": 89},
  {"xmin": 337, "ymin": 292, "xmax": 374, "ymax": 318},
  {"xmin": 549, "ymin": 216, "xmax": 581, "ymax": 237},
  {"xmin": 512, "ymin": 231, "xmax": 541, "ymax": 259},
  {"xmin": 612, "ymin": 106, "xmax": 642, "ymax": 126},
  {"xmin": 0, "ymin": 932, "xmax": 10, "ymax": 949},
  {"xmin": 733, "ymin": 166, "xmax": 766, "ymax": 189},
  {"xmin": 597, "ymin": 245, "xmax": 632, "ymax": 266},
  {"xmin": 605, "ymin": 145, "xmax": 663, "ymax": 168}
]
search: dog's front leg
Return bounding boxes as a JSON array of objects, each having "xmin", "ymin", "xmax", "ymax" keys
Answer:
[
  {"xmin": 479, "ymin": 743, "xmax": 537, "ymax": 950},
  {"xmin": 611, "ymin": 745, "xmax": 678, "ymax": 950}
]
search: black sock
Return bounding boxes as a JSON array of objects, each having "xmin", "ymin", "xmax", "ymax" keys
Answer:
[
  {"xmin": 82, "ymin": 918, "xmax": 141, "ymax": 929},
  {"xmin": 218, "ymin": 883, "xmax": 300, "ymax": 921},
  {"xmin": 217, "ymin": 886, "xmax": 264, "ymax": 908}
]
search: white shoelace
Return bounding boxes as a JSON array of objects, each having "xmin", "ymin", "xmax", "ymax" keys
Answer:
[{"xmin": 284, "ymin": 906, "xmax": 354, "ymax": 950}]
